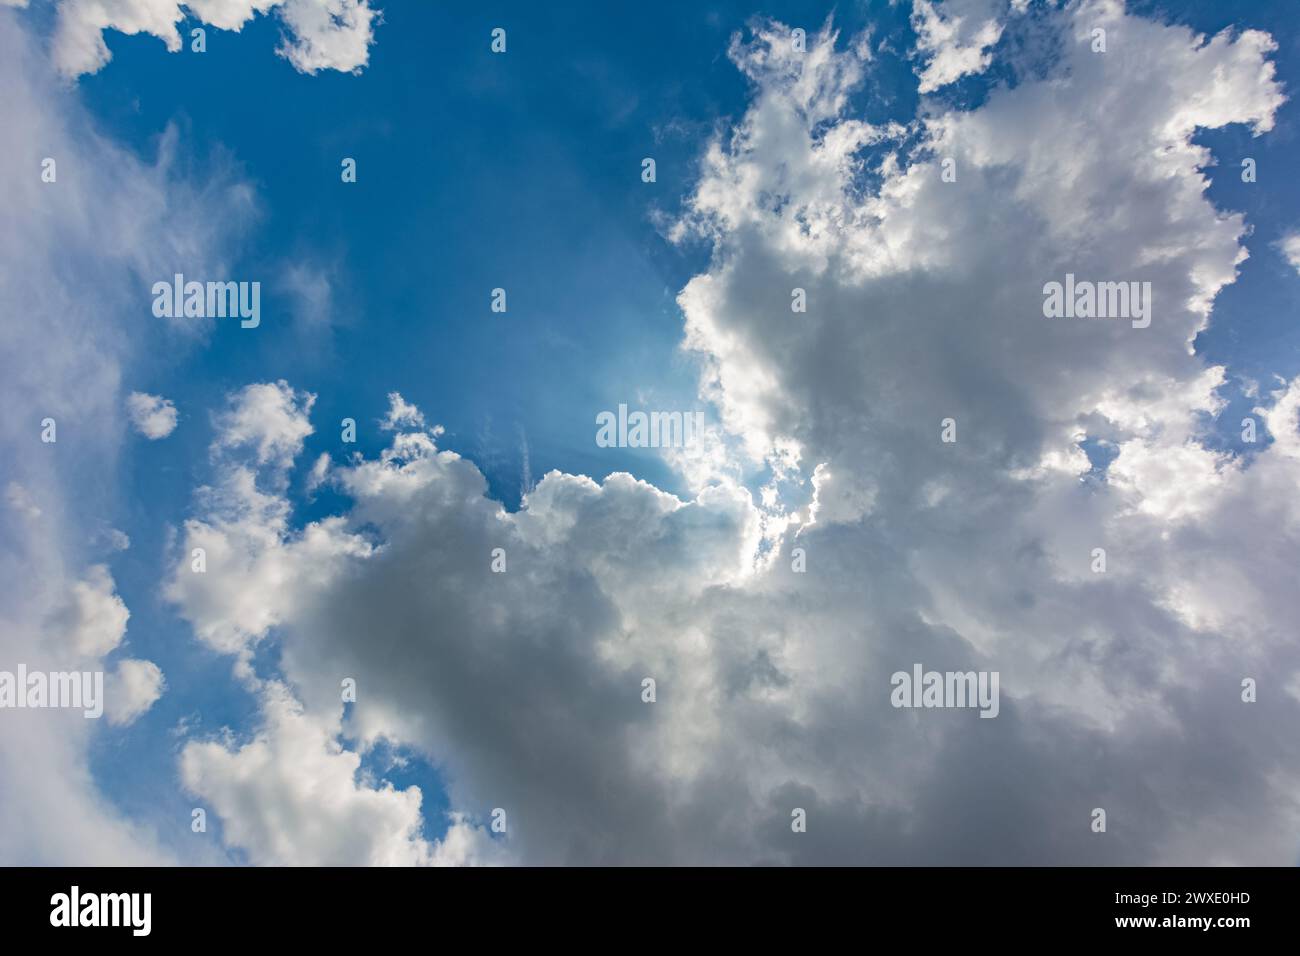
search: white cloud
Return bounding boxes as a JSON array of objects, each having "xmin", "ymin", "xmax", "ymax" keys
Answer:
[
  {"xmin": 38, "ymin": 563, "xmax": 167, "ymax": 725},
  {"xmin": 126, "ymin": 391, "xmax": 178, "ymax": 439},
  {"xmin": 276, "ymin": 0, "xmax": 378, "ymax": 75},
  {"xmin": 211, "ymin": 380, "xmax": 315, "ymax": 471},
  {"xmin": 106, "ymin": 658, "xmax": 167, "ymax": 726},
  {"xmin": 1277, "ymin": 231, "xmax": 1300, "ymax": 275},
  {"xmin": 166, "ymin": 384, "xmax": 368, "ymax": 659},
  {"xmin": 45, "ymin": 564, "xmax": 129, "ymax": 659},
  {"xmin": 102, "ymin": 527, "xmax": 132, "ymax": 551},
  {"xmin": 379, "ymin": 391, "xmax": 427, "ymax": 432},
  {"xmin": 911, "ymin": 0, "xmax": 1006, "ymax": 94},
  {"xmin": 42, "ymin": 0, "xmax": 377, "ymax": 78},
  {"xmin": 180, "ymin": 680, "xmax": 504, "ymax": 865}
]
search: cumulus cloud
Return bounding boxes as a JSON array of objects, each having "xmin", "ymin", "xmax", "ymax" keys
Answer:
[
  {"xmin": 180, "ymin": 680, "xmax": 503, "ymax": 865},
  {"xmin": 42, "ymin": 0, "xmax": 378, "ymax": 78},
  {"xmin": 211, "ymin": 380, "xmax": 315, "ymax": 471},
  {"xmin": 126, "ymin": 391, "xmax": 178, "ymax": 439},
  {"xmin": 106, "ymin": 658, "xmax": 167, "ymax": 726},
  {"xmin": 379, "ymin": 391, "xmax": 427, "ymax": 432},
  {"xmin": 275, "ymin": 0, "xmax": 377, "ymax": 75},
  {"xmin": 911, "ymin": 0, "xmax": 1006, "ymax": 93},
  {"xmin": 160, "ymin": 0, "xmax": 1300, "ymax": 866},
  {"xmin": 1278, "ymin": 231, "xmax": 1300, "ymax": 275},
  {"xmin": 46, "ymin": 564, "xmax": 130, "ymax": 659},
  {"xmin": 170, "ymin": 389, "xmax": 504, "ymax": 864},
  {"xmin": 40, "ymin": 564, "xmax": 166, "ymax": 725}
]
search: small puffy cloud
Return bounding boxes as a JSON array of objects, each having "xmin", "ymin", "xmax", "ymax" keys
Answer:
[
  {"xmin": 126, "ymin": 391, "xmax": 178, "ymax": 439},
  {"xmin": 911, "ymin": 0, "xmax": 1005, "ymax": 93},
  {"xmin": 106, "ymin": 659, "xmax": 166, "ymax": 726},
  {"xmin": 212, "ymin": 380, "xmax": 315, "ymax": 471},
  {"xmin": 47, "ymin": 565, "xmax": 129, "ymax": 660},
  {"xmin": 379, "ymin": 391, "xmax": 427, "ymax": 432},
  {"xmin": 101, "ymin": 528, "xmax": 131, "ymax": 551},
  {"xmin": 1277, "ymin": 232, "xmax": 1300, "ymax": 275},
  {"xmin": 276, "ymin": 0, "xmax": 378, "ymax": 75}
]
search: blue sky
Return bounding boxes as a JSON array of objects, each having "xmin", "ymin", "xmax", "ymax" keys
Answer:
[{"xmin": 5, "ymin": 0, "xmax": 1300, "ymax": 865}]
